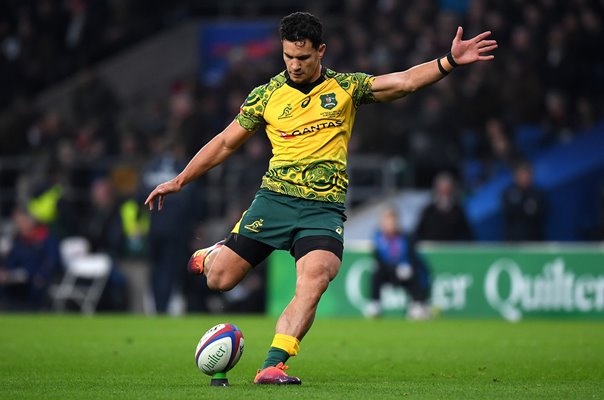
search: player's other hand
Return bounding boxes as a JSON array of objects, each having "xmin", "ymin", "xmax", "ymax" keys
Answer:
[
  {"xmin": 450, "ymin": 26, "xmax": 497, "ymax": 65},
  {"xmin": 145, "ymin": 179, "xmax": 182, "ymax": 211}
]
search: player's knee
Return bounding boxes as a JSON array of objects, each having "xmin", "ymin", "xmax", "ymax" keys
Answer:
[
  {"xmin": 308, "ymin": 285, "xmax": 328, "ymax": 305},
  {"xmin": 297, "ymin": 274, "xmax": 330, "ymax": 305},
  {"xmin": 294, "ymin": 252, "xmax": 340, "ymax": 304},
  {"xmin": 206, "ymin": 270, "xmax": 236, "ymax": 292},
  {"xmin": 314, "ymin": 275, "xmax": 331, "ymax": 294}
]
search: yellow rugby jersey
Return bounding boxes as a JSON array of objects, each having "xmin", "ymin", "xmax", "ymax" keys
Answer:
[{"xmin": 235, "ymin": 68, "xmax": 376, "ymax": 204}]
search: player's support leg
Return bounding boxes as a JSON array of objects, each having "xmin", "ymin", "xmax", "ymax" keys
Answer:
[{"xmin": 254, "ymin": 249, "xmax": 341, "ymax": 385}]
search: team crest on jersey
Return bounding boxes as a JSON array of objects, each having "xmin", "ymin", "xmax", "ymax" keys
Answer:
[
  {"xmin": 320, "ymin": 93, "xmax": 338, "ymax": 109},
  {"xmin": 278, "ymin": 104, "xmax": 293, "ymax": 119}
]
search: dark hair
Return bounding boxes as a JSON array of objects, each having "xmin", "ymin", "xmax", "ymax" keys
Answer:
[{"xmin": 279, "ymin": 12, "xmax": 323, "ymax": 49}]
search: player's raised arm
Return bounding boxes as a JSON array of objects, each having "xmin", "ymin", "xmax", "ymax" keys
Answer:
[
  {"xmin": 145, "ymin": 120, "xmax": 254, "ymax": 211},
  {"xmin": 371, "ymin": 26, "xmax": 497, "ymax": 103}
]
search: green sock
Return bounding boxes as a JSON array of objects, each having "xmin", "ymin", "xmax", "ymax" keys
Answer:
[{"xmin": 261, "ymin": 347, "xmax": 290, "ymax": 369}]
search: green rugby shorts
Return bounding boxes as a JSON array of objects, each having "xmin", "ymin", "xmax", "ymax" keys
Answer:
[{"xmin": 231, "ymin": 188, "xmax": 347, "ymax": 251}]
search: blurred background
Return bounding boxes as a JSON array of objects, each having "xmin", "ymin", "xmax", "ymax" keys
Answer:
[{"xmin": 0, "ymin": 0, "xmax": 603, "ymax": 318}]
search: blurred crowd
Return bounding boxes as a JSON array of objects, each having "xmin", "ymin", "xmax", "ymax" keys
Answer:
[
  {"xmin": 0, "ymin": 0, "xmax": 195, "ymax": 110},
  {"xmin": 336, "ymin": 0, "xmax": 604, "ymax": 188},
  {"xmin": 1, "ymin": 0, "xmax": 603, "ymax": 312}
]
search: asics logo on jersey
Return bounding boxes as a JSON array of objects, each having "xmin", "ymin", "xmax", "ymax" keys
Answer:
[
  {"xmin": 301, "ymin": 96, "xmax": 311, "ymax": 108},
  {"xmin": 244, "ymin": 219, "xmax": 264, "ymax": 233},
  {"xmin": 279, "ymin": 119, "xmax": 344, "ymax": 139}
]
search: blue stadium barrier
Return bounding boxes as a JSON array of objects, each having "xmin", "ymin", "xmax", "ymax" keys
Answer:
[{"xmin": 466, "ymin": 125, "xmax": 604, "ymax": 241}]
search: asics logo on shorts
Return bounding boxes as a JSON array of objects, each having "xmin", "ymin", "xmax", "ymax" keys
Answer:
[{"xmin": 244, "ymin": 219, "xmax": 264, "ymax": 233}]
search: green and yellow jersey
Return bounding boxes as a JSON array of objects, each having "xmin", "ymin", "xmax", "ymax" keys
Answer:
[{"xmin": 235, "ymin": 68, "xmax": 375, "ymax": 204}]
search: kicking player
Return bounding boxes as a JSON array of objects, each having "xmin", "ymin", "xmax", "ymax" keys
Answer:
[{"xmin": 145, "ymin": 12, "xmax": 496, "ymax": 384}]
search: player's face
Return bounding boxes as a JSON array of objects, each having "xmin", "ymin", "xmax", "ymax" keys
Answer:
[{"xmin": 282, "ymin": 39, "xmax": 326, "ymax": 84}]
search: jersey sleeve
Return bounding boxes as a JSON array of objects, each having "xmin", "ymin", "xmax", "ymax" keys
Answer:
[
  {"xmin": 353, "ymin": 72, "xmax": 376, "ymax": 106},
  {"xmin": 235, "ymin": 85, "xmax": 268, "ymax": 132},
  {"xmin": 333, "ymin": 71, "xmax": 377, "ymax": 108}
]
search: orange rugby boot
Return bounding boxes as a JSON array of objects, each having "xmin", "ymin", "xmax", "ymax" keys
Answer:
[
  {"xmin": 254, "ymin": 362, "xmax": 302, "ymax": 385},
  {"xmin": 187, "ymin": 241, "xmax": 224, "ymax": 275}
]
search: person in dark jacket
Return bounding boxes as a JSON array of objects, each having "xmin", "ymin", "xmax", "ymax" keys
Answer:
[
  {"xmin": 79, "ymin": 177, "xmax": 127, "ymax": 310},
  {"xmin": 0, "ymin": 208, "xmax": 60, "ymax": 310},
  {"xmin": 140, "ymin": 137, "xmax": 199, "ymax": 313},
  {"xmin": 502, "ymin": 161, "xmax": 547, "ymax": 241},
  {"xmin": 416, "ymin": 172, "xmax": 473, "ymax": 241}
]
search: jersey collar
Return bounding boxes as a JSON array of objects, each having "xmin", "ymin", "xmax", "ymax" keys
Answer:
[{"xmin": 285, "ymin": 67, "xmax": 327, "ymax": 94}]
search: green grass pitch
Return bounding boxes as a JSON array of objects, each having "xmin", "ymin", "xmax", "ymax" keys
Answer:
[{"xmin": 1, "ymin": 315, "xmax": 602, "ymax": 399}]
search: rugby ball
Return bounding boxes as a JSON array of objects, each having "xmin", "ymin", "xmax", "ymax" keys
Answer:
[{"xmin": 195, "ymin": 323, "xmax": 244, "ymax": 375}]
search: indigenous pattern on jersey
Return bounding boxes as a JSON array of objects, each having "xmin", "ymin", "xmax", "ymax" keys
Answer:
[{"xmin": 235, "ymin": 68, "xmax": 375, "ymax": 204}]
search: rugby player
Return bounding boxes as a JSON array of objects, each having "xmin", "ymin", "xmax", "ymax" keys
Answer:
[{"xmin": 145, "ymin": 12, "xmax": 496, "ymax": 384}]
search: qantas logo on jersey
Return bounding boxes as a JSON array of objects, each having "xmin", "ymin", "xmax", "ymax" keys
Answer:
[{"xmin": 279, "ymin": 119, "xmax": 344, "ymax": 139}]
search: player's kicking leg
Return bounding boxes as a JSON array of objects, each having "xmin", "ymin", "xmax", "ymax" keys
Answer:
[
  {"xmin": 254, "ymin": 246, "xmax": 341, "ymax": 385},
  {"xmin": 188, "ymin": 239, "xmax": 254, "ymax": 291},
  {"xmin": 188, "ymin": 241, "xmax": 224, "ymax": 275}
]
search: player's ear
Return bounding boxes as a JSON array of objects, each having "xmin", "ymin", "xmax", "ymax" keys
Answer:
[{"xmin": 318, "ymin": 43, "xmax": 326, "ymax": 58}]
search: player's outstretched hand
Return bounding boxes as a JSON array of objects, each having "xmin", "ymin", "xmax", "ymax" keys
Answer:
[
  {"xmin": 450, "ymin": 26, "xmax": 497, "ymax": 65},
  {"xmin": 145, "ymin": 179, "xmax": 182, "ymax": 211}
]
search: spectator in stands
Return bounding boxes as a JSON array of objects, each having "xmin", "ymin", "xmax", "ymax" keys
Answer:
[
  {"xmin": 502, "ymin": 161, "xmax": 547, "ymax": 241},
  {"xmin": 25, "ymin": 167, "xmax": 79, "ymax": 239},
  {"xmin": 83, "ymin": 175, "xmax": 150, "ymax": 313},
  {"xmin": 0, "ymin": 96, "xmax": 33, "ymax": 157},
  {"xmin": 0, "ymin": 207, "xmax": 60, "ymax": 310},
  {"xmin": 365, "ymin": 208, "xmax": 431, "ymax": 320},
  {"xmin": 139, "ymin": 136, "xmax": 199, "ymax": 314},
  {"xmin": 26, "ymin": 110, "xmax": 65, "ymax": 156},
  {"xmin": 169, "ymin": 83, "xmax": 210, "ymax": 160},
  {"xmin": 116, "ymin": 195, "xmax": 150, "ymax": 314},
  {"xmin": 81, "ymin": 178, "xmax": 122, "ymax": 257},
  {"xmin": 542, "ymin": 90, "xmax": 573, "ymax": 143},
  {"xmin": 0, "ymin": 96, "xmax": 35, "ymax": 216},
  {"xmin": 110, "ymin": 132, "xmax": 144, "ymax": 198},
  {"xmin": 484, "ymin": 117, "xmax": 520, "ymax": 177},
  {"xmin": 70, "ymin": 67, "xmax": 119, "ymax": 152},
  {"xmin": 407, "ymin": 94, "xmax": 461, "ymax": 187},
  {"xmin": 79, "ymin": 177, "xmax": 127, "ymax": 310},
  {"xmin": 416, "ymin": 172, "xmax": 473, "ymax": 241},
  {"xmin": 71, "ymin": 68, "xmax": 119, "ymax": 126}
]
